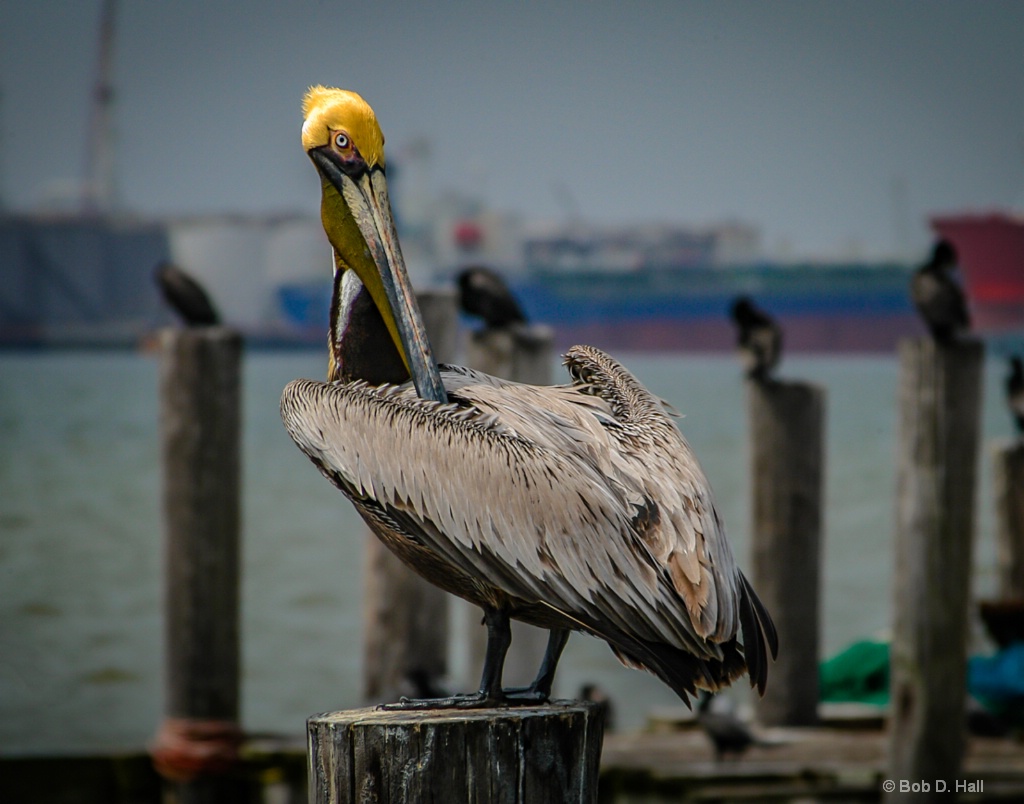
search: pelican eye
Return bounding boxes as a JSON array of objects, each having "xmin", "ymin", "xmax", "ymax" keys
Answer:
[{"xmin": 334, "ymin": 132, "xmax": 351, "ymax": 150}]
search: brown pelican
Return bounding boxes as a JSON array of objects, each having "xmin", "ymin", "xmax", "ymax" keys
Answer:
[
  {"xmin": 280, "ymin": 86, "xmax": 777, "ymax": 708},
  {"xmin": 154, "ymin": 261, "xmax": 221, "ymax": 326},
  {"xmin": 729, "ymin": 296, "xmax": 782, "ymax": 381},
  {"xmin": 910, "ymin": 239, "xmax": 970, "ymax": 344},
  {"xmin": 457, "ymin": 265, "xmax": 528, "ymax": 330}
]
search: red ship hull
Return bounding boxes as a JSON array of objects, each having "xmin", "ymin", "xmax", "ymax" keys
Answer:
[{"xmin": 931, "ymin": 211, "xmax": 1024, "ymax": 332}]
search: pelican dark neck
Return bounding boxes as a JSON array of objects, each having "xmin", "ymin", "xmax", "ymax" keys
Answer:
[{"xmin": 329, "ymin": 269, "xmax": 410, "ymax": 386}]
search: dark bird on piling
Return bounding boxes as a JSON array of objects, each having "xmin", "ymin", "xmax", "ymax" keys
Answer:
[
  {"xmin": 404, "ymin": 667, "xmax": 451, "ymax": 700},
  {"xmin": 154, "ymin": 261, "xmax": 221, "ymax": 326},
  {"xmin": 729, "ymin": 297, "xmax": 782, "ymax": 381},
  {"xmin": 457, "ymin": 265, "xmax": 528, "ymax": 330},
  {"xmin": 280, "ymin": 87, "xmax": 777, "ymax": 709},
  {"xmin": 1007, "ymin": 356, "xmax": 1024, "ymax": 435},
  {"xmin": 910, "ymin": 240, "xmax": 970, "ymax": 344},
  {"xmin": 579, "ymin": 683, "xmax": 616, "ymax": 731},
  {"xmin": 696, "ymin": 691, "xmax": 767, "ymax": 761}
]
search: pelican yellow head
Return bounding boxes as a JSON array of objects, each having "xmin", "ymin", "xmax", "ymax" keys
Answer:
[
  {"xmin": 301, "ymin": 86, "xmax": 385, "ymax": 167},
  {"xmin": 302, "ymin": 86, "xmax": 446, "ymax": 402}
]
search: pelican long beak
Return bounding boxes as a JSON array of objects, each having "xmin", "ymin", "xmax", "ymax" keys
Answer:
[{"xmin": 310, "ymin": 148, "xmax": 447, "ymax": 403}]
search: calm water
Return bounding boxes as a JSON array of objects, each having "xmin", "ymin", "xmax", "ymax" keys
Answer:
[{"xmin": 0, "ymin": 347, "xmax": 1014, "ymax": 753}]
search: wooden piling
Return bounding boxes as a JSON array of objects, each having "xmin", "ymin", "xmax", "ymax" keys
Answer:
[
  {"xmin": 464, "ymin": 324, "xmax": 556, "ymax": 386},
  {"xmin": 361, "ymin": 289, "xmax": 457, "ymax": 703},
  {"xmin": 308, "ymin": 702, "xmax": 604, "ymax": 804},
  {"xmin": 887, "ymin": 337, "xmax": 984, "ymax": 796},
  {"xmin": 993, "ymin": 439, "xmax": 1024, "ymax": 597},
  {"xmin": 152, "ymin": 327, "xmax": 247, "ymax": 804},
  {"xmin": 460, "ymin": 325, "xmax": 556, "ymax": 688},
  {"xmin": 747, "ymin": 377, "xmax": 825, "ymax": 727}
]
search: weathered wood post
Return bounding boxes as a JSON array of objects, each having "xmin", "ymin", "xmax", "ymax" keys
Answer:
[
  {"xmin": 887, "ymin": 337, "xmax": 984, "ymax": 798},
  {"xmin": 362, "ymin": 289, "xmax": 458, "ymax": 703},
  {"xmin": 747, "ymin": 377, "xmax": 826, "ymax": 726},
  {"xmin": 151, "ymin": 327, "xmax": 247, "ymax": 804},
  {"xmin": 465, "ymin": 324, "xmax": 556, "ymax": 386},
  {"xmin": 992, "ymin": 438, "xmax": 1024, "ymax": 597},
  {"xmin": 460, "ymin": 324, "xmax": 555, "ymax": 687},
  {"xmin": 308, "ymin": 702, "xmax": 604, "ymax": 804}
]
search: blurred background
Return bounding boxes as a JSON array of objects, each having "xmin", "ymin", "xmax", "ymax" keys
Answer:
[
  {"xmin": 2, "ymin": 0, "xmax": 1023, "ymax": 760},
  {"xmin": 4, "ymin": 1, "xmax": 1023, "ymax": 248}
]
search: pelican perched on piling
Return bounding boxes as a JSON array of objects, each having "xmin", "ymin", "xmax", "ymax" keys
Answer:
[{"xmin": 280, "ymin": 87, "xmax": 777, "ymax": 708}]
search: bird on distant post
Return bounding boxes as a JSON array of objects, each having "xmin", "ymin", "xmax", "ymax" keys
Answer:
[
  {"xmin": 279, "ymin": 86, "xmax": 777, "ymax": 710},
  {"xmin": 696, "ymin": 691, "xmax": 769, "ymax": 761},
  {"xmin": 457, "ymin": 265, "xmax": 528, "ymax": 331},
  {"xmin": 729, "ymin": 297, "xmax": 782, "ymax": 381},
  {"xmin": 578, "ymin": 683, "xmax": 616, "ymax": 732},
  {"xmin": 1006, "ymin": 356, "xmax": 1024, "ymax": 436},
  {"xmin": 154, "ymin": 261, "xmax": 221, "ymax": 327},
  {"xmin": 910, "ymin": 240, "xmax": 970, "ymax": 344}
]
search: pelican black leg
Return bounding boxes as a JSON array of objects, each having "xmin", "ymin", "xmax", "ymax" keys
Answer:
[
  {"xmin": 476, "ymin": 606, "xmax": 513, "ymax": 698},
  {"xmin": 504, "ymin": 628, "xmax": 570, "ymax": 703},
  {"xmin": 379, "ymin": 606, "xmax": 511, "ymax": 710}
]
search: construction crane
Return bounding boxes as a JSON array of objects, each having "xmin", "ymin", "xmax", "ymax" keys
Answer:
[{"xmin": 82, "ymin": 0, "xmax": 117, "ymax": 214}]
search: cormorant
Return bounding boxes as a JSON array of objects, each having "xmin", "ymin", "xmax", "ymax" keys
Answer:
[
  {"xmin": 579, "ymin": 683, "xmax": 616, "ymax": 731},
  {"xmin": 1007, "ymin": 356, "xmax": 1024, "ymax": 435},
  {"xmin": 155, "ymin": 261, "xmax": 221, "ymax": 326},
  {"xmin": 696, "ymin": 691, "xmax": 762, "ymax": 761},
  {"xmin": 457, "ymin": 266, "xmax": 528, "ymax": 329},
  {"xmin": 730, "ymin": 297, "xmax": 782, "ymax": 381},
  {"xmin": 910, "ymin": 240, "xmax": 970, "ymax": 344}
]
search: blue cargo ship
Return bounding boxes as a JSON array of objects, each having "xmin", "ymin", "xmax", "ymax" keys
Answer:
[
  {"xmin": 0, "ymin": 212, "xmax": 922, "ymax": 352},
  {"xmin": 276, "ymin": 260, "xmax": 920, "ymax": 354},
  {"xmin": 506, "ymin": 261, "xmax": 918, "ymax": 353}
]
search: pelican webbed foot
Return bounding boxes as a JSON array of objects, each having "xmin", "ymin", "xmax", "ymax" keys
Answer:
[
  {"xmin": 377, "ymin": 619, "xmax": 571, "ymax": 710},
  {"xmin": 378, "ymin": 691, "xmax": 505, "ymax": 710},
  {"xmin": 501, "ymin": 627, "xmax": 570, "ymax": 703},
  {"xmin": 378, "ymin": 686, "xmax": 557, "ymax": 710},
  {"xmin": 500, "ymin": 686, "xmax": 551, "ymax": 704},
  {"xmin": 378, "ymin": 606, "xmax": 514, "ymax": 710}
]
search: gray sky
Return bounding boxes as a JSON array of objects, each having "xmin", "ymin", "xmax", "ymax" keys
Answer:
[{"xmin": 3, "ymin": 0, "xmax": 1023, "ymax": 259}]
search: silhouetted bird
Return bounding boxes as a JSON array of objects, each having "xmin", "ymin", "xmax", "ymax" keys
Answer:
[
  {"xmin": 910, "ymin": 240, "xmax": 970, "ymax": 344},
  {"xmin": 967, "ymin": 695, "xmax": 1011, "ymax": 738},
  {"xmin": 403, "ymin": 667, "xmax": 450, "ymax": 700},
  {"xmin": 1007, "ymin": 356, "xmax": 1024, "ymax": 435},
  {"xmin": 457, "ymin": 266, "xmax": 528, "ymax": 330},
  {"xmin": 696, "ymin": 691, "xmax": 761, "ymax": 761},
  {"xmin": 579, "ymin": 683, "xmax": 616, "ymax": 732},
  {"xmin": 155, "ymin": 261, "xmax": 221, "ymax": 326},
  {"xmin": 729, "ymin": 297, "xmax": 782, "ymax": 381}
]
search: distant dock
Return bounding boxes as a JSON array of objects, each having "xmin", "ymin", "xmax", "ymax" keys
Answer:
[
  {"xmin": 601, "ymin": 718, "xmax": 1024, "ymax": 802},
  {"xmin": 5, "ymin": 719, "xmax": 1024, "ymax": 803}
]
